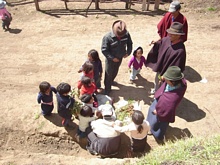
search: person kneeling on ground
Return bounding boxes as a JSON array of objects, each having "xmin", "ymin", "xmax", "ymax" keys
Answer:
[{"xmin": 86, "ymin": 104, "xmax": 120, "ymax": 157}]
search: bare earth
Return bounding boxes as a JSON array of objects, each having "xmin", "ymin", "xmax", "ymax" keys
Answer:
[{"xmin": 0, "ymin": 0, "xmax": 220, "ymax": 164}]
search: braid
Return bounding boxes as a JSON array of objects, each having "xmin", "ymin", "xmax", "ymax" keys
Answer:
[{"xmin": 137, "ymin": 125, "xmax": 143, "ymax": 134}]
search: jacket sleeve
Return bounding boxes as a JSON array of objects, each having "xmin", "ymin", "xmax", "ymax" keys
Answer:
[
  {"xmin": 51, "ymin": 86, "xmax": 57, "ymax": 94},
  {"xmin": 37, "ymin": 93, "xmax": 42, "ymax": 104},
  {"xmin": 101, "ymin": 35, "xmax": 115, "ymax": 61},
  {"xmin": 128, "ymin": 56, "xmax": 134, "ymax": 68},
  {"xmin": 126, "ymin": 33, "xmax": 133, "ymax": 55}
]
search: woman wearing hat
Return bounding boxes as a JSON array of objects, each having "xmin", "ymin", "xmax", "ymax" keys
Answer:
[
  {"xmin": 0, "ymin": 0, "xmax": 12, "ymax": 31},
  {"xmin": 86, "ymin": 104, "xmax": 121, "ymax": 157},
  {"xmin": 146, "ymin": 66, "xmax": 187, "ymax": 141}
]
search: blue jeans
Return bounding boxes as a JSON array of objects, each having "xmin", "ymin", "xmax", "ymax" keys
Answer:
[
  {"xmin": 146, "ymin": 99, "xmax": 169, "ymax": 140},
  {"xmin": 77, "ymin": 128, "xmax": 87, "ymax": 138},
  {"xmin": 130, "ymin": 67, "xmax": 140, "ymax": 80}
]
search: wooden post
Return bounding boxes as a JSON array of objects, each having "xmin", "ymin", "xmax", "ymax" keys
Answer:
[
  {"xmin": 34, "ymin": 0, "xmax": 40, "ymax": 11},
  {"xmin": 147, "ymin": 0, "xmax": 150, "ymax": 10},
  {"xmin": 154, "ymin": 0, "xmax": 160, "ymax": 10},
  {"xmin": 95, "ymin": 0, "xmax": 99, "ymax": 9},
  {"xmin": 142, "ymin": 0, "xmax": 146, "ymax": 11}
]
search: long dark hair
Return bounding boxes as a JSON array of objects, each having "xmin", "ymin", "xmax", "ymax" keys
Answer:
[
  {"xmin": 132, "ymin": 110, "xmax": 144, "ymax": 134},
  {"xmin": 88, "ymin": 49, "xmax": 100, "ymax": 62}
]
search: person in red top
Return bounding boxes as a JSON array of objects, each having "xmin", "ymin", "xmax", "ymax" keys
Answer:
[
  {"xmin": 77, "ymin": 76, "xmax": 96, "ymax": 96},
  {"xmin": 157, "ymin": 1, "xmax": 188, "ymax": 42}
]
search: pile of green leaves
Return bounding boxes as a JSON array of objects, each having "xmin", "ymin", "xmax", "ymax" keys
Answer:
[{"xmin": 115, "ymin": 100, "xmax": 134, "ymax": 124}]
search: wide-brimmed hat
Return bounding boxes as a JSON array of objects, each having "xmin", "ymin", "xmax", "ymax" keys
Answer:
[
  {"xmin": 163, "ymin": 66, "xmax": 184, "ymax": 81},
  {"xmin": 112, "ymin": 20, "xmax": 127, "ymax": 37},
  {"xmin": 166, "ymin": 22, "xmax": 185, "ymax": 35},
  {"xmin": 0, "ymin": 0, "xmax": 6, "ymax": 9},
  {"xmin": 168, "ymin": 1, "xmax": 181, "ymax": 12}
]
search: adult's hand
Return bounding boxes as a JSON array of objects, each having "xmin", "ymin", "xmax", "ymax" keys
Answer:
[
  {"xmin": 152, "ymin": 109, "xmax": 157, "ymax": 115},
  {"xmin": 113, "ymin": 58, "xmax": 120, "ymax": 62}
]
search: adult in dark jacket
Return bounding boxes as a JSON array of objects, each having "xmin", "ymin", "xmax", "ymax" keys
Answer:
[
  {"xmin": 146, "ymin": 66, "xmax": 187, "ymax": 140},
  {"xmin": 101, "ymin": 20, "xmax": 133, "ymax": 95},
  {"xmin": 145, "ymin": 22, "xmax": 186, "ymax": 94}
]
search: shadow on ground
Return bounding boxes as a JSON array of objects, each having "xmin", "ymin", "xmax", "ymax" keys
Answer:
[
  {"xmin": 110, "ymin": 74, "xmax": 154, "ymax": 105},
  {"xmin": 176, "ymin": 97, "xmax": 206, "ymax": 122}
]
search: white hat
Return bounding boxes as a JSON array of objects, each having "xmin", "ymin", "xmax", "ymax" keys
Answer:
[
  {"xmin": 100, "ymin": 104, "xmax": 113, "ymax": 116},
  {"xmin": 0, "ymin": 0, "xmax": 6, "ymax": 9},
  {"xmin": 168, "ymin": 1, "xmax": 181, "ymax": 12}
]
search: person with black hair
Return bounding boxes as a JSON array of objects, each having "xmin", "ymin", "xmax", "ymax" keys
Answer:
[
  {"xmin": 114, "ymin": 110, "xmax": 150, "ymax": 152},
  {"xmin": 37, "ymin": 81, "xmax": 57, "ymax": 116},
  {"xmin": 78, "ymin": 49, "xmax": 103, "ymax": 93},
  {"xmin": 128, "ymin": 47, "xmax": 145, "ymax": 84},
  {"xmin": 56, "ymin": 82, "xmax": 75, "ymax": 128},
  {"xmin": 75, "ymin": 105, "xmax": 96, "ymax": 141},
  {"xmin": 80, "ymin": 94, "xmax": 98, "ymax": 113}
]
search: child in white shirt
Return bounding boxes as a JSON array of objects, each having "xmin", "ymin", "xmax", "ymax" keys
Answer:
[{"xmin": 114, "ymin": 110, "xmax": 150, "ymax": 152}]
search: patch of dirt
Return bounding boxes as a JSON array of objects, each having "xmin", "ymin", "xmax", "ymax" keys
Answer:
[{"xmin": 0, "ymin": 0, "xmax": 220, "ymax": 164}]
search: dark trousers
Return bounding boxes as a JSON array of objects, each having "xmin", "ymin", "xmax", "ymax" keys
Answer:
[
  {"xmin": 146, "ymin": 99, "xmax": 169, "ymax": 140},
  {"xmin": 104, "ymin": 59, "xmax": 122, "ymax": 93},
  {"xmin": 131, "ymin": 136, "xmax": 147, "ymax": 152},
  {"xmin": 41, "ymin": 104, "xmax": 54, "ymax": 116}
]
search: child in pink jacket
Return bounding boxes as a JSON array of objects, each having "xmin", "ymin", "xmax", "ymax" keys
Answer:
[{"xmin": 0, "ymin": 0, "xmax": 12, "ymax": 31}]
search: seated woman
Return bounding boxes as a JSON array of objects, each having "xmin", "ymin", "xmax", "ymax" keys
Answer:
[
  {"xmin": 146, "ymin": 66, "xmax": 187, "ymax": 141},
  {"xmin": 86, "ymin": 104, "xmax": 120, "ymax": 157}
]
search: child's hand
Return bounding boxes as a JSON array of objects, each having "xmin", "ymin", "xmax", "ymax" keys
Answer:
[{"xmin": 128, "ymin": 68, "xmax": 131, "ymax": 73}]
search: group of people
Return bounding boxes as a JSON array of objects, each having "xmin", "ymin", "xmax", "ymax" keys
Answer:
[{"xmin": 37, "ymin": 0, "xmax": 188, "ymax": 157}]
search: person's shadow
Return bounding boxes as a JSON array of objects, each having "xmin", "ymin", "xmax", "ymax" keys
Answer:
[
  {"xmin": 176, "ymin": 97, "xmax": 206, "ymax": 122},
  {"xmin": 165, "ymin": 127, "xmax": 193, "ymax": 142},
  {"xmin": 9, "ymin": 28, "xmax": 22, "ymax": 34},
  {"xmin": 111, "ymin": 74, "xmax": 154, "ymax": 105},
  {"xmin": 184, "ymin": 66, "xmax": 202, "ymax": 83},
  {"xmin": 44, "ymin": 113, "xmax": 63, "ymax": 127}
]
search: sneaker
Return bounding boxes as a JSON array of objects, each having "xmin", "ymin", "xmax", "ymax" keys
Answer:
[{"xmin": 149, "ymin": 89, "xmax": 155, "ymax": 95}]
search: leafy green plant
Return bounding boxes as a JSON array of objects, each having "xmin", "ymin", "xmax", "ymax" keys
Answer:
[
  {"xmin": 207, "ymin": 7, "xmax": 216, "ymax": 11},
  {"xmin": 69, "ymin": 88, "xmax": 82, "ymax": 117},
  {"xmin": 115, "ymin": 100, "xmax": 134, "ymax": 124}
]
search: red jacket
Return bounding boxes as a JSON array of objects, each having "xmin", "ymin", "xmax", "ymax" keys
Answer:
[
  {"xmin": 157, "ymin": 12, "xmax": 188, "ymax": 42},
  {"xmin": 77, "ymin": 81, "xmax": 97, "ymax": 96}
]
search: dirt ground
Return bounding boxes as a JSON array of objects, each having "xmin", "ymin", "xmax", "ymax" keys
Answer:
[{"xmin": 0, "ymin": 0, "xmax": 220, "ymax": 164}]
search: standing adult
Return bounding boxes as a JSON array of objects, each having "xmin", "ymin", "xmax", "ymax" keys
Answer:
[
  {"xmin": 101, "ymin": 20, "xmax": 133, "ymax": 95},
  {"xmin": 146, "ymin": 66, "xmax": 187, "ymax": 140},
  {"xmin": 157, "ymin": 0, "xmax": 188, "ymax": 42},
  {"xmin": 145, "ymin": 22, "xmax": 186, "ymax": 93}
]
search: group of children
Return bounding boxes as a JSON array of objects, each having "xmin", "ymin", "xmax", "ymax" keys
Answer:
[{"xmin": 37, "ymin": 48, "xmax": 149, "ymax": 153}]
